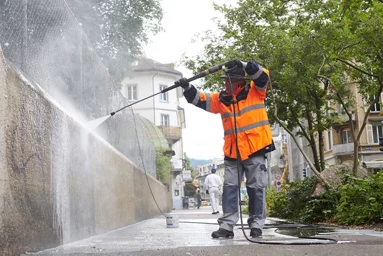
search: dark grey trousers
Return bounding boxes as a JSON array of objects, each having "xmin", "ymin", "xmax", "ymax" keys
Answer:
[{"xmin": 218, "ymin": 155, "xmax": 267, "ymax": 231}]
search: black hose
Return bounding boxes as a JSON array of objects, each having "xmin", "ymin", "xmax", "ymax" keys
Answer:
[{"xmin": 179, "ymin": 221, "xmax": 338, "ymax": 244}]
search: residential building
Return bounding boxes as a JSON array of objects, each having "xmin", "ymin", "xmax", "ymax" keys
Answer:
[
  {"xmin": 120, "ymin": 57, "xmax": 186, "ymax": 209},
  {"xmin": 326, "ymin": 86, "xmax": 383, "ymax": 170},
  {"xmin": 287, "ymin": 84, "xmax": 383, "ymax": 181}
]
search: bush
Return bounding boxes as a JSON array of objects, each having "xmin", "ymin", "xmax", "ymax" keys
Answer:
[
  {"xmin": 334, "ymin": 172, "xmax": 383, "ymax": 225},
  {"xmin": 155, "ymin": 149, "xmax": 171, "ymax": 184},
  {"xmin": 267, "ymin": 177, "xmax": 316, "ymax": 221},
  {"xmin": 241, "ymin": 205, "xmax": 249, "ymax": 215},
  {"xmin": 267, "ymin": 172, "xmax": 383, "ymax": 226},
  {"xmin": 300, "ymin": 188, "xmax": 340, "ymax": 223},
  {"xmin": 267, "ymin": 187, "xmax": 289, "ymax": 218}
]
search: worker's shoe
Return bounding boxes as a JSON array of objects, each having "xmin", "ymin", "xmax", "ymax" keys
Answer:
[
  {"xmin": 250, "ymin": 228, "xmax": 262, "ymax": 238},
  {"xmin": 211, "ymin": 228, "xmax": 234, "ymax": 239}
]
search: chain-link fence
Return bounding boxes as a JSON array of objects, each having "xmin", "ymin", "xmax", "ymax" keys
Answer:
[{"xmin": 0, "ymin": 0, "xmax": 156, "ymax": 177}]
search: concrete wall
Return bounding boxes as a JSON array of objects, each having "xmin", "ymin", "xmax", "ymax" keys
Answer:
[{"xmin": 0, "ymin": 51, "xmax": 171, "ymax": 256}]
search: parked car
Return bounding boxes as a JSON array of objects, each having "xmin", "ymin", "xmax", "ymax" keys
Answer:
[{"xmin": 201, "ymin": 200, "xmax": 209, "ymax": 206}]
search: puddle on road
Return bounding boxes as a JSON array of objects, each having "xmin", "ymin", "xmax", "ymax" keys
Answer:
[{"xmin": 275, "ymin": 225, "xmax": 336, "ymax": 237}]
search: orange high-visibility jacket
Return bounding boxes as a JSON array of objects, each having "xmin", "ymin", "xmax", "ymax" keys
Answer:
[{"xmin": 184, "ymin": 67, "xmax": 273, "ymax": 160}]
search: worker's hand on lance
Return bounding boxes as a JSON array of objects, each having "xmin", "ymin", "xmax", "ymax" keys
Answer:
[
  {"xmin": 227, "ymin": 58, "xmax": 248, "ymax": 69},
  {"xmin": 175, "ymin": 77, "xmax": 190, "ymax": 89}
]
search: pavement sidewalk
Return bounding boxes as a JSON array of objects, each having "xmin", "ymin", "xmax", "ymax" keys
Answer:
[{"xmin": 30, "ymin": 205, "xmax": 383, "ymax": 256}]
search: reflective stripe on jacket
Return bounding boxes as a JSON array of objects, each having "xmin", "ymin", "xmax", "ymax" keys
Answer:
[{"xmin": 184, "ymin": 65, "xmax": 272, "ymax": 160}]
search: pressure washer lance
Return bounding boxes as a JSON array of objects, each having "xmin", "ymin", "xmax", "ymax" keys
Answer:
[{"xmin": 110, "ymin": 61, "xmax": 230, "ymax": 116}]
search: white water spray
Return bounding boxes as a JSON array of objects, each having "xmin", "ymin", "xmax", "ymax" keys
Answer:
[{"xmin": 85, "ymin": 115, "xmax": 111, "ymax": 130}]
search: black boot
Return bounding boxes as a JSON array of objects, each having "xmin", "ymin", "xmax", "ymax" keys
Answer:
[
  {"xmin": 211, "ymin": 228, "xmax": 234, "ymax": 238},
  {"xmin": 250, "ymin": 228, "xmax": 262, "ymax": 238}
]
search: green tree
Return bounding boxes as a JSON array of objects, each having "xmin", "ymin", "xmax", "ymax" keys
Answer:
[
  {"xmin": 325, "ymin": 0, "xmax": 383, "ymax": 175},
  {"xmin": 67, "ymin": 0, "xmax": 163, "ymax": 82},
  {"xmin": 183, "ymin": 152, "xmax": 194, "ymax": 173},
  {"xmin": 183, "ymin": 0, "xmax": 336, "ymax": 187},
  {"xmin": 183, "ymin": 0, "xmax": 383, "ymax": 185},
  {"xmin": 156, "ymin": 149, "xmax": 171, "ymax": 184}
]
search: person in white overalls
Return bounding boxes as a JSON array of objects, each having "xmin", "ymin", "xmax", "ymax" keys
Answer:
[{"xmin": 204, "ymin": 168, "xmax": 223, "ymax": 214}]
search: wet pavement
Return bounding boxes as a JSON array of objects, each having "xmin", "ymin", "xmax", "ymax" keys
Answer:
[{"xmin": 27, "ymin": 206, "xmax": 383, "ymax": 256}]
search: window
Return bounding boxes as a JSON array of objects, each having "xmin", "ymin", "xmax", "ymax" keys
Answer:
[
  {"xmin": 326, "ymin": 102, "xmax": 331, "ymax": 116},
  {"xmin": 327, "ymin": 130, "xmax": 332, "ymax": 150},
  {"xmin": 159, "ymin": 85, "xmax": 168, "ymax": 102},
  {"xmin": 341, "ymin": 129, "xmax": 353, "ymax": 144},
  {"xmin": 372, "ymin": 124, "xmax": 383, "ymax": 144},
  {"xmin": 302, "ymin": 162, "xmax": 310, "ymax": 178},
  {"xmin": 371, "ymin": 95, "xmax": 382, "ymax": 112},
  {"xmin": 126, "ymin": 84, "xmax": 137, "ymax": 100},
  {"xmin": 339, "ymin": 104, "xmax": 345, "ymax": 114},
  {"xmin": 161, "ymin": 114, "xmax": 169, "ymax": 126}
]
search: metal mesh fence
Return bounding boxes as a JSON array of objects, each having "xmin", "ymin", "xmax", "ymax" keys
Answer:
[{"xmin": 0, "ymin": 0, "xmax": 156, "ymax": 177}]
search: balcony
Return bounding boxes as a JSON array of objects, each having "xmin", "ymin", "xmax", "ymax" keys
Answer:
[
  {"xmin": 332, "ymin": 112, "xmax": 356, "ymax": 125},
  {"xmin": 158, "ymin": 125, "xmax": 182, "ymax": 143},
  {"xmin": 332, "ymin": 143, "xmax": 354, "ymax": 155}
]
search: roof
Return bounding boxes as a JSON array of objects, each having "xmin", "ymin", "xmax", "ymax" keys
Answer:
[
  {"xmin": 132, "ymin": 57, "xmax": 182, "ymax": 76},
  {"xmin": 136, "ymin": 115, "xmax": 170, "ymax": 150},
  {"xmin": 195, "ymin": 173, "xmax": 209, "ymax": 180}
]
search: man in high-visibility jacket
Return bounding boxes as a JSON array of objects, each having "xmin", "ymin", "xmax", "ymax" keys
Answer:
[{"xmin": 175, "ymin": 59, "xmax": 274, "ymax": 239}]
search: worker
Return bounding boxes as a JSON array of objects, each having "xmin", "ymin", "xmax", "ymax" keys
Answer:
[
  {"xmin": 204, "ymin": 168, "xmax": 223, "ymax": 214},
  {"xmin": 175, "ymin": 59, "xmax": 274, "ymax": 239}
]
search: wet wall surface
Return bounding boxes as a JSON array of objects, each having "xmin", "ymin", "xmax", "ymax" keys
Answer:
[{"xmin": 0, "ymin": 51, "xmax": 170, "ymax": 256}]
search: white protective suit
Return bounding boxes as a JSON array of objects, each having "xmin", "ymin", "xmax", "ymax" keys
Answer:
[{"xmin": 204, "ymin": 172, "xmax": 223, "ymax": 213}]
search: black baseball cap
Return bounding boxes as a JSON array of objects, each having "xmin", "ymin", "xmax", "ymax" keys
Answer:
[{"xmin": 220, "ymin": 66, "xmax": 250, "ymax": 80}]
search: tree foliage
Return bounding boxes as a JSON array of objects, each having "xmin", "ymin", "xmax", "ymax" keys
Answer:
[
  {"xmin": 183, "ymin": 152, "xmax": 194, "ymax": 172},
  {"xmin": 156, "ymin": 149, "xmax": 171, "ymax": 184},
  {"xmin": 182, "ymin": 0, "xmax": 383, "ymax": 180},
  {"xmin": 67, "ymin": 0, "xmax": 163, "ymax": 83}
]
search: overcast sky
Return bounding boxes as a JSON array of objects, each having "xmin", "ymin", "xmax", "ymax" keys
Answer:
[{"xmin": 144, "ymin": 0, "xmax": 235, "ymax": 160}]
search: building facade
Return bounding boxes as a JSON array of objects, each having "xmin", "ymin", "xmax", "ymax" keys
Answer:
[
  {"xmin": 325, "ymin": 86, "xmax": 383, "ymax": 170},
  {"xmin": 120, "ymin": 57, "xmax": 186, "ymax": 209},
  {"xmin": 286, "ymin": 84, "xmax": 383, "ymax": 181}
]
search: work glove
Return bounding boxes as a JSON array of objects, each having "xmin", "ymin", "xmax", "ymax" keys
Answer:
[
  {"xmin": 227, "ymin": 58, "xmax": 248, "ymax": 70},
  {"xmin": 227, "ymin": 58, "xmax": 242, "ymax": 69},
  {"xmin": 175, "ymin": 78, "xmax": 190, "ymax": 89}
]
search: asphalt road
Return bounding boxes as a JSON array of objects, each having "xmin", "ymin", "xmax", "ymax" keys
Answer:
[{"xmin": 26, "ymin": 206, "xmax": 383, "ymax": 256}]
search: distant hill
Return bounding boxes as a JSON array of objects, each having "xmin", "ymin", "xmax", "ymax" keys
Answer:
[{"xmin": 190, "ymin": 158, "xmax": 212, "ymax": 170}]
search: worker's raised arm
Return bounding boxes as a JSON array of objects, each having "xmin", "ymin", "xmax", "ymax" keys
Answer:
[{"xmin": 175, "ymin": 78, "xmax": 221, "ymax": 114}]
